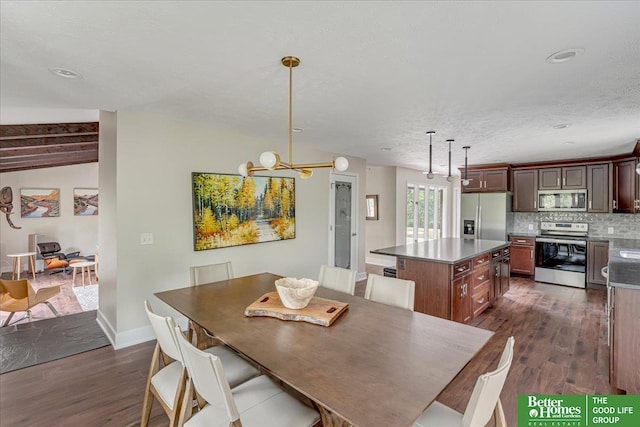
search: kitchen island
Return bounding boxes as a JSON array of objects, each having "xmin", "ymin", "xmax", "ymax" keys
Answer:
[{"xmin": 371, "ymin": 238, "xmax": 510, "ymax": 324}]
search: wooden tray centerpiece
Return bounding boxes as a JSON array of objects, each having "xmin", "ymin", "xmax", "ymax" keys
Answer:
[{"xmin": 244, "ymin": 292, "xmax": 349, "ymax": 327}]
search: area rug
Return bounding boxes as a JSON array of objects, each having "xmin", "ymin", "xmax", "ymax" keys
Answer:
[
  {"xmin": 0, "ymin": 310, "xmax": 110, "ymax": 374},
  {"xmin": 73, "ymin": 284, "xmax": 99, "ymax": 311}
]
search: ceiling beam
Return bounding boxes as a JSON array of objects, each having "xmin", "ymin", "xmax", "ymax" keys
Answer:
[{"xmin": 0, "ymin": 122, "xmax": 99, "ymax": 138}]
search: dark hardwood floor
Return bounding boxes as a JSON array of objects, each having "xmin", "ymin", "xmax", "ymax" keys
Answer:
[{"xmin": 0, "ymin": 272, "xmax": 610, "ymax": 426}]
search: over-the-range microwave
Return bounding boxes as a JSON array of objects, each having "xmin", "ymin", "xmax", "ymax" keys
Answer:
[{"xmin": 538, "ymin": 189, "xmax": 587, "ymax": 212}]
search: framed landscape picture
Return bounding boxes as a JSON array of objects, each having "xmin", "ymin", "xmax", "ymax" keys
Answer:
[
  {"xmin": 74, "ymin": 188, "xmax": 99, "ymax": 216},
  {"xmin": 192, "ymin": 172, "xmax": 295, "ymax": 251},
  {"xmin": 20, "ymin": 188, "xmax": 60, "ymax": 218}
]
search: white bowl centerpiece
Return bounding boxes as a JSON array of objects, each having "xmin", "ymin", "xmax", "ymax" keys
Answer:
[{"xmin": 275, "ymin": 277, "xmax": 319, "ymax": 309}]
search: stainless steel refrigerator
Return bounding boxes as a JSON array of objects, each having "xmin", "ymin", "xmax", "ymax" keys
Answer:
[{"xmin": 461, "ymin": 193, "xmax": 512, "ymax": 241}]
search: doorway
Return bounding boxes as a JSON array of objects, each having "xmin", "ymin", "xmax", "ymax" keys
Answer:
[
  {"xmin": 329, "ymin": 173, "xmax": 358, "ymax": 271},
  {"xmin": 406, "ymin": 182, "xmax": 446, "ymax": 244}
]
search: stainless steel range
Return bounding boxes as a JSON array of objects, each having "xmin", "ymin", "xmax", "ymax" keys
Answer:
[{"xmin": 535, "ymin": 222, "xmax": 588, "ymax": 288}]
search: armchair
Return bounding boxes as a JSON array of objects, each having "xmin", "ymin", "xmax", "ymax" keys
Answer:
[
  {"xmin": 0, "ymin": 279, "xmax": 60, "ymax": 327},
  {"xmin": 36, "ymin": 242, "xmax": 70, "ymax": 274}
]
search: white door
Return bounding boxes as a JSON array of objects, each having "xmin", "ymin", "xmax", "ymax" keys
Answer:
[{"xmin": 329, "ymin": 173, "xmax": 358, "ymax": 270}]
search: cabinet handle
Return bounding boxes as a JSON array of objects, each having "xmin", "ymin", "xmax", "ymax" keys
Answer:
[
  {"xmin": 516, "ymin": 239, "xmax": 527, "ymax": 243},
  {"xmin": 457, "ymin": 267, "xmax": 466, "ymax": 272},
  {"xmin": 613, "ymin": 200, "xmax": 617, "ymax": 209},
  {"xmin": 557, "ymin": 178, "xmax": 560, "ymax": 187},
  {"xmin": 478, "ymin": 298, "xmax": 485, "ymax": 304},
  {"xmin": 534, "ymin": 200, "xmax": 537, "ymax": 209},
  {"xmin": 563, "ymin": 177, "xmax": 566, "ymax": 186},
  {"xmin": 530, "ymin": 250, "xmax": 533, "ymax": 259},
  {"xmin": 478, "ymin": 275, "xmax": 485, "ymax": 281}
]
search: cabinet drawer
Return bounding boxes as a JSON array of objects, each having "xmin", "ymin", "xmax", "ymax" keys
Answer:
[
  {"xmin": 509, "ymin": 236, "xmax": 534, "ymax": 246},
  {"xmin": 491, "ymin": 249, "xmax": 502, "ymax": 260},
  {"xmin": 473, "ymin": 267, "xmax": 490, "ymax": 287},
  {"xmin": 472, "ymin": 278, "xmax": 490, "ymax": 296},
  {"xmin": 473, "ymin": 253, "xmax": 491, "ymax": 268},
  {"xmin": 503, "ymin": 247, "xmax": 510, "ymax": 257},
  {"xmin": 472, "ymin": 286, "xmax": 490, "ymax": 316},
  {"xmin": 453, "ymin": 260, "xmax": 472, "ymax": 278}
]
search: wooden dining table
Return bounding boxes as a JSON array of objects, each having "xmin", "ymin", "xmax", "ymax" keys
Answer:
[{"xmin": 155, "ymin": 272, "xmax": 493, "ymax": 427}]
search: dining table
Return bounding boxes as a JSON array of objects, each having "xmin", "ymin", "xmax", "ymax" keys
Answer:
[{"xmin": 155, "ymin": 272, "xmax": 494, "ymax": 427}]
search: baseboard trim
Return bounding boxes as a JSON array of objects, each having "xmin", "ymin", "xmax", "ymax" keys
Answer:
[
  {"xmin": 356, "ymin": 271, "xmax": 367, "ymax": 282},
  {"xmin": 96, "ymin": 311, "xmax": 190, "ymax": 350}
]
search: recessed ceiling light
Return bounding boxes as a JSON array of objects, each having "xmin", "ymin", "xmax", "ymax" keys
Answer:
[
  {"xmin": 48, "ymin": 68, "xmax": 82, "ymax": 79},
  {"xmin": 546, "ymin": 48, "xmax": 585, "ymax": 64},
  {"xmin": 380, "ymin": 147, "xmax": 392, "ymax": 151},
  {"xmin": 553, "ymin": 123, "xmax": 570, "ymax": 129},
  {"xmin": 292, "ymin": 128, "xmax": 303, "ymax": 133},
  {"xmin": 564, "ymin": 141, "xmax": 576, "ymax": 145}
]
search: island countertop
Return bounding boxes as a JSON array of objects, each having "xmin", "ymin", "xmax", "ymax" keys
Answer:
[{"xmin": 371, "ymin": 238, "xmax": 509, "ymax": 264}]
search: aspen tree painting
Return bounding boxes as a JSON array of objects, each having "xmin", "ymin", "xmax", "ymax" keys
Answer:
[{"xmin": 192, "ymin": 172, "xmax": 295, "ymax": 250}]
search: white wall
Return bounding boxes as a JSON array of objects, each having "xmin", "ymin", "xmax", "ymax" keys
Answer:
[
  {"xmin": 0, "ymin": 163, "xmax": 99, "ymax": 271},
  {"xmin": 365, "ymin": 166, "xmax": 396, "ymax": 266},
  {"xmin": 98, "ymin": 110, "xmax": 366, "ymax": 348}
]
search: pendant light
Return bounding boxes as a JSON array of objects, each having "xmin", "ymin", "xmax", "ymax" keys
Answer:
[
  {"xmin": 462, "ymin": 146, "xmax": 471, "ymax": 186},
  {"xmin": 446, "ymin": 139, "xmax": 454, "ymax": 182},
  {"xmin": 423, "ymin": 131, "xmax": 436, "ymax": 179},
  {"xmin": 238, "ymin": 56, "xmax": 349, "ymax": 179}
]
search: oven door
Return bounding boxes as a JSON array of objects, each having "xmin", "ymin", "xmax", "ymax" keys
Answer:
[{"xmin": 535, "ymin": 237, "xmax": 587, "ymax": 288}]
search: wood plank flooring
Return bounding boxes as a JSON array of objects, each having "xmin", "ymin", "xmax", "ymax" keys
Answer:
[{"xmin": 0, "ymin": 272, "xmax": 610, "ymax": 426}]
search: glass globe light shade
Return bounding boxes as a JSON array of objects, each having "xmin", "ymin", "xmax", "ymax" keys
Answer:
[
  {"xmin": 446, "ymin": 175, "xmax": 454, "ymax": 182},
  {"xmin": 259, "ymin": 151, "xmax": 280, "ymax": 169},
  {"xmin": 238, "ymin": 163, "xmax": 248, "ymax": 177},
  {"xmin": 636, "ymin": 162, "xmax": 640, "ymax": 175},
  {"xmin": 462, "ymin": 179, "xmax": 470, "ymax": 186},
  {"xmin": 426, "ymin": 172, "xmax": 434, "ymax": 179},
  {"xmin": 334, "ymin": 156, "xmax": 349, "ymax": 172},
  {"xmin": 299, "ymin": 168, "xmax": 313, "ymax": 179}
]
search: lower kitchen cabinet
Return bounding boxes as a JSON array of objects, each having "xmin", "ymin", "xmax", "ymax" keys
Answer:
[
  {"xmin": 587, "ymin": 240, "xmax": 609, "ymax": 286},
  {"xmin": 509, "ymin": 236, "xmax": 535, "ymax": 275},
  {"xmin": 610, "ymin": 287, "xmax": 640, "ymax": 394}
]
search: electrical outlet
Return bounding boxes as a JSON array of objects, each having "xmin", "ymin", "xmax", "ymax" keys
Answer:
[
  {"xmin": 528, "ymin": 224, "xmax": 534, "ymax": 231},
  {"xmin": 607, "ymin": 227, "xmax": 614, "ymax": 234},
  {"xmin": 140, "ymin": 233, "xmax": 154, "ymax": 245}
]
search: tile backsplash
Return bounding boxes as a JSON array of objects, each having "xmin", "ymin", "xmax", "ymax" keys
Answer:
[{"xmin": 513, "ymin": 213, "xmax": 639, "ymax": 239}]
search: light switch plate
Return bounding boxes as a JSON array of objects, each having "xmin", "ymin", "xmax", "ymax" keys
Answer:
[
  {"xmin": 528, "ymin": 224, "xmax": 534, "ymax": 230},
  {"xmin": 607, "ymin": 227, "xmax": 614, "ymax": 234},
  {"xmin": 140, "ymin": 233, "xmax": 154, "ymax": 245}
]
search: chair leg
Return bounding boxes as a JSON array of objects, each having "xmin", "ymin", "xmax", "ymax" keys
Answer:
[
  {"xmin": 495, "ymin": 398, "xmax": 507, "ymax": 427},
  {"xmin": 141, "ymin": 343, "xmax": 161, "ymax": 426},
  {"xmin": 2, "ymin": 312, "xmax": 16, "ymax": 327},
  {"xmin": 44, "ymin": 301, "xmax": 60, "ymax": 317}
]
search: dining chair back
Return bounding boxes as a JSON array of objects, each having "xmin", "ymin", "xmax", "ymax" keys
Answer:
[
  {"xmin": 461, "ymin": 336, "xmax": 515, "ymax": 427},
  {"xmin": 0, "ymin": 279, "xmax": 60, "ymax": 327},
  {"xmin": 413, "ymin": 336, "xmax": 515, "ymax": 427},
  {"xmin": 142, "ymin": 300, "xmax": 188, "ymax": 427},
  {"xmin": 173, "ymin": 325, "xmax": 321, "ymax": 427},
  {"xmin": 364, "ymin": 273, "xmax": 415, "ymax": 311},
  {"xmin": 318, "ymin": 265, "xmax": 357, "ymax": 295},
  {"xmin": 189, "ymin": 261, "xmax": 233, "ymax": 286}
]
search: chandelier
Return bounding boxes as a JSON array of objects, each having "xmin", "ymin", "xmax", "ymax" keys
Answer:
[{"xmin": 238, "ymin": 56, "xmax": 349, "ymax": 179}]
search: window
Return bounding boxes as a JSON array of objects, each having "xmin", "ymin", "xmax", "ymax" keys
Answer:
[{"xmin": 406, "ymin": 183, "xmax": 446, "ymax": 244}]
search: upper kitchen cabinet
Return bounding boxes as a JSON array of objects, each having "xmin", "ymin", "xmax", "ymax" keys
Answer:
[
  {"xmin": 538, "ymin": 166, "xmax": 587, "ymax": 190},
  {"xmin": 587, "ymin": 164, "xmax": 610, "ymax": 213},
  {"xmin": 612, "ymin": 158, "xmax": 638, "ymax": 213},
  {"xmin": 512, "ymin": 169, "xmax": 538, "ymax": 212},
  {"xmin": 460, "ymin": 166, "xmax": 510, "ymax": 193}
]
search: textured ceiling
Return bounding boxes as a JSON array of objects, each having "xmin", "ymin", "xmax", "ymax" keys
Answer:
[{"xmin": 1, "ymin": 1, "xmax": 639, "ymax": 175}]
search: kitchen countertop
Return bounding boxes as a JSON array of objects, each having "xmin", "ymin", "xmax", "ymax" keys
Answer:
[
  {"xmin": 607, "ymin": 239, "xmax": 640, "ymax": 289},
  {"xmin": 370, "ymin": 238, "xmax": 509, "ymax": 265}
]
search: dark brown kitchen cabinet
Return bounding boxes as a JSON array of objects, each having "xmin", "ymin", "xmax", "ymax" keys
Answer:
[
  {"xmin": 509, "ymin": 236, "xmax": 535, "ymax": 275},
  {"xmin": 587, "ymin": 241, "xmax": 609, "ymax": 286},
  {"xmin": 512, "ymin": 169, "xmax": 538, "ymax": 212},
  {"xmin": 501, "ymin": 247, "xmax": 511, "ymax": 294},
  {"xmin": 587, "ymin": 164, "xmax": 610, "ymax": 213},
  {"xmin": 613, "ymin": 159, "xmax": 637, "ymax": 213},
  {"xmin": 539, "ymin": 166, "xmax": 586, "ymax": 190},
  {"xmin": 452, "ymin": 275, "xmax": 472, "ymax": 324},
  {"xmin": 460, "ymin": 167, "xmax": 509, "ymax": 193}
]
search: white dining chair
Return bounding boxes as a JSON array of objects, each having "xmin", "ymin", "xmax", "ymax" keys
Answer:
[
  {"xmin": 141, "ymin": 301, "xmax": 260, "ymax": 427},
  {"xmin": 188, "ymin": 261, "xmax": 233, "ymax": 347},
  {"xmin": 413, "ymin": 336, "xmax": 515, "ymax": 427},
  {"xmin": 364, "ymin": 273, "xmax": 415, "ymax": 311},
  {"xmin": 189, "ymin": 261, "xmax": 233, "ymax": 286},
  {"xmin": 318, "ymin": 265, "xmax": 357, "ymax": 295},
  {"xmin": 173, "ymin": 324, "xmax": 321, "ymax": 427}
]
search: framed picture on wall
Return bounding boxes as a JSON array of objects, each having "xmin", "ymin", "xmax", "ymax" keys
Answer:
[
  {"xmin": 192, "ymin": 172, "xmax": 296, "ymax": 251},
  {"xmin": 20, "ymin": 188, "xmax": 60, "ymax": 218},
  {"xmin": 74, "ymin": 188, "xmax": 99, "ymax": 216}
]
